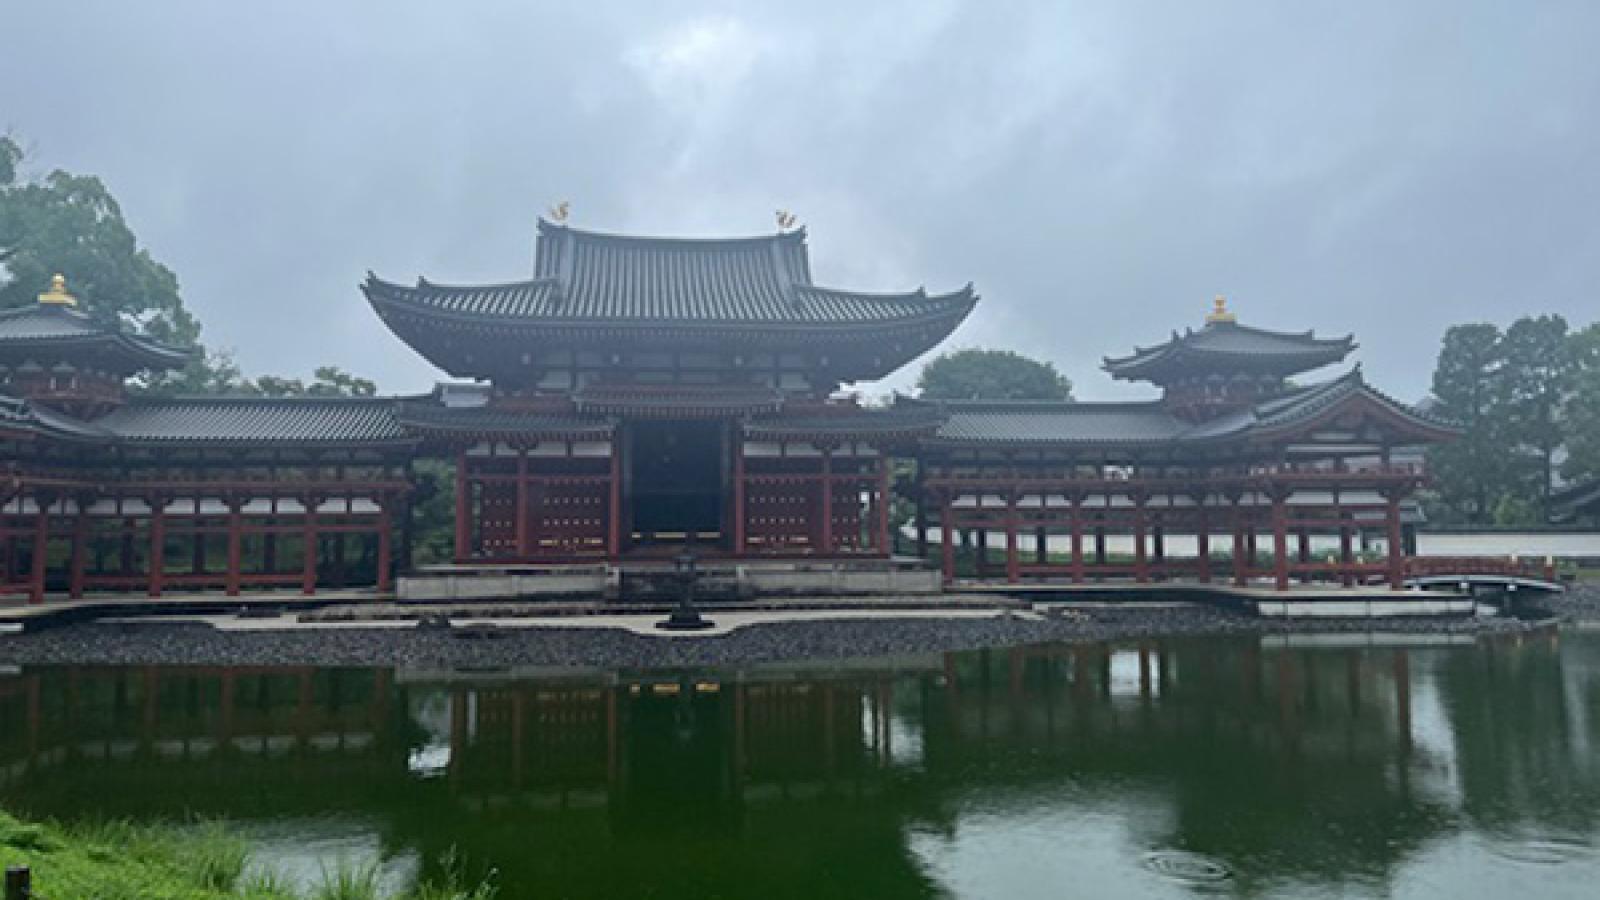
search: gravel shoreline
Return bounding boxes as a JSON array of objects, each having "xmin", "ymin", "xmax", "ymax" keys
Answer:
[
  {"xmin": 0, "ymin": 602, "xmax": 1552, "ymax": 670},
  {"xmin": 1542, "ymin": 582, "xmax": 1600, "ymax": 621}
]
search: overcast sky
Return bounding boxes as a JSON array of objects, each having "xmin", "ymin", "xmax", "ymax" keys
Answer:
[{"xmin": 3, "ymin": 1, "xmax": 1597, "ymax": 401}]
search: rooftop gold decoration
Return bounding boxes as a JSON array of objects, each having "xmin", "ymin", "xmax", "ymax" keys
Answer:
[
  {"xmin": 775, "ymin": 209, "xmax": 798, "ymax": 232},
  {"xmin": 38, "ymin": 274, "xmax": 77, "ymax": 308},
  {"xmin": 1205, "ymin": 294, "xmax": 1235, "ymax": 324},
  {"xmin": 549, "ymin": 200, "xmax": 570, "ymax": 223}
]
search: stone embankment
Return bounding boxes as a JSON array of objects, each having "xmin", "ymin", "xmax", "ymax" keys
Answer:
[
  {"xmin": 0, "ymin": 602, "xmax": 1541, "ymax": 670},
  {"xmin": 1543, "ymin": 582, "xmax": 1600, "ymax": 621}
]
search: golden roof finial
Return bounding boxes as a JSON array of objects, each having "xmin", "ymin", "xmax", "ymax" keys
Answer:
[
  {"xmin": 1205, "ymin": 294, "xmax": 1235, "ymax": 324},
  {"xmin": 548, "ymin": 200, "xmax": 570, "ymax": 224},
  {"xmin": 38, "ymin": 273, "xmax": 77, "ymax": 308},
  {"xmin": 775, "ymin": 209, "xmax": 798, "ymax": 232}
]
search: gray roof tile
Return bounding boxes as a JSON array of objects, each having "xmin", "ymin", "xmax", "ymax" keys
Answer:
[
  {"xmin": 395, "ymin": 401, "xmax": 614, "ymax": 438},
  {"xmin": 934, "ymin": 370, "xmax": 1454, "ymax": 448},
  {"xmin": 0, "ymin": 393, "xmax": 110, "ymax": 441},
  {"xmin": 0, "ymin": 304, "xmax": 192, "ymax": 371},
  {"xmin": 95, "ymin": 397, "xmax": 412, "ymax": 445},
  {"xmin": 1103, "ymin": 320, "xmax": 1354, "ymax": 382},
  {"xmin": 934, "ymin": 401, "xmax": 1188, "ymax": 445},
  {"xmin": 364, "ymin": 220, "xmax": 975, "ymax": 328}
]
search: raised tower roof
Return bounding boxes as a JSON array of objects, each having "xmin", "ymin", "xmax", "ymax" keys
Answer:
[
  {"xmin": 1103, "ymin": 297, "xmax": 1355, "ymax": 385},
  {"xmin": 363, "ymin": 220, "xmax": 977, "ymax": 384}
]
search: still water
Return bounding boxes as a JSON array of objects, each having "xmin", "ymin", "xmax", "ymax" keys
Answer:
[{"xmin": 2, "ymin": 629, "xmax": 1598, "ymax": 899}]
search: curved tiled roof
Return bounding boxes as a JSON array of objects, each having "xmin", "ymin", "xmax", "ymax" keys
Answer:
[
  {"xmin": 933, "ymin": 400, "xmax": 1188, "ymax": 446},
  {"xmin": 573, "ymin": 383, "xmax": 784, "ymax": 417},
  {"xmin": 932, "ymin": 370, "xmax": 1455, "ymax": 449},
  {"xmin": 745, "ymin": 404, "xmax": 948, "ymax": 439},
  {"xmin": 0, "ymin": 304, "xmax": 193, "ymax": 371},
  {"xmin": 395, "ymin": 401, "xmax": 615, "ymax": 439},
  {"xmin": 94, "ymin": 397, "xmax": 414, "ymax": 445},
  {"xmin": 1103, "ymin": 320, "xmax": 1354, "ymax": 383},
  {"xmin": 0, "ymin": 393, "xmax": 110, "ymax": 441},
  {"xmin": 363, "ymin": 221, "xmax": 975, "ymax": 330}
]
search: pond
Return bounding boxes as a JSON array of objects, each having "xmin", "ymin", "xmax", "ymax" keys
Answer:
[{"xmin": 2, "ymin": 628, "xmax": 1597, "ymax": 898}]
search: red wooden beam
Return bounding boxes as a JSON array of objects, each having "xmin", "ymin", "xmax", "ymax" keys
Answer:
[
  {"xmin": 148, "ymin": 503, "xmax": 165, "ymax": 598},
  {"xmin": 302, "ymin": 498, "xmax": 318, "ymax": 595},
  {"xmin": 608, "ymin": 438, "xmax": 622, "ymax": 558},
  {"xmin": 454, "ymin": 449, "xmax": 470, "ymax": 562},
  {"xmin": 876, "ymin": 453, "xmax": 890, "ymax": 557},
  {"xmin": 28, "ymin": 507, "xmax": 48, "ymax": 605},
  {"xmin": 377, "ymin": 502, "xmax": 393, "ymax": 593},
  {"xmin": 1271, "ymin": 492, "xmax": 1289, "ymax": 591},
  {"xmin": 733, "ymin": 437, "xmax": 747, "ymax": 555},
  {"xmin": 225, "ymin": 501, "xmax": 242, "ymax": 597},
  {"xmin": 68, "ymin": 511, "xmax": 88, "ymax": 599}
]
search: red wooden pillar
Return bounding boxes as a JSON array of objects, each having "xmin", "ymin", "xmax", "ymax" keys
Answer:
[
  {"xmin": 148, "ymin": 496, "xmax": 166, "ymax": 598},
  {"xmin": 608, "ymin": 434, "xmax": 623, "ymax": 557},
  {"xmin": 939, "ymin": 492, "xmax": 955, "ymax": 584},
  {"xmin": 1132, "ymin": 492, "xmax": 1149, "ymax": 584},
  {"xmin": 377, "ymin": 499, "xmax": 393, "ymax": 593},
  {"xmin": 875, "ymin": 452, "xmax": 891, "ymax": 557},
  {"xmin": 732, "ymin": 434, "xmax": 746, "ymax": 556},
  {"xmin": 225, "ymin": 497, "xmax": 243, "ymax": 597},
  {"xmin": 1195, "ymin": 494, "xmax": 1211, "ymax": 584},
  {"xmin": 28, "ymin": 500, "xmax": 49, "ymax": 605},
  {"xmin": 1334, "ymin": 487, "xmax": 1352, "ymax": 586},
  {"xmin": 1271, "ymin": 490, "xmax": 1289, "ymax": 592},
  {"xmin": 1231, "ymin": 496, "xmax": 1247, "ymax": 587},
  {"xmin": 68, "ymin": 503, "xmax": 89, "ymax": 600},
  {"xmin": 514, "ymin": 448, "xmax": 530, "ymax": 559},
  {"xmin": 1004, "ymin": 492, "xmax": 1019, "ymax": 584},
  {"xmin": 1385, "ymin": 493, "xmax": 1405, "ymax": 588},
  {"xmin": 1069, "ymin": 495, "xmax": 1085, "ymax": 584},
  {"xmin": 301, "ymin": 495, "xmax": 319, "ymax": 595},
  {"xmin": 453, "ymin": 448, "xmax": 471, "ymax": 561},
  {"xmin": 818, "ymin": 445, "xmax": 833, "ymax": 556},
  {"xmin": 1339, "ymin": 523, "xmax": 1355, "ymax": 586}
]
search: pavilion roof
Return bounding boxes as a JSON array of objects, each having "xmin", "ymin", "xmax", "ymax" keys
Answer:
[
  {"xmin": 0, "ymin": 304, "xmax": 193, "ymax": 372},
  {"xmin": 1102, "ymin": 319, "xmax": 1355, "ymax": 384},
  {"xmin": 932, "ymin": 400, "xmax": 1187, "ymax": 447},
  {"xmin": 743, "ymin": 403, "xmax": 948, "ymax": 440},
  {"xmin": 394, "ymin": 400, "xmax": 616, "ymax": 440},
  {"xmin": 362, "ymin": 220, "xmax": 976, "ymax": 381},
  {"xmin": 929, "ymin": 369, "xmax": 1456, "ymax": 450},
  {"xmin": 0, "ymin": 393, "xmax": 111, "ymax": 442},
  {"xmin": 572, "ymin": 383, "xmax": 785, "ymax": 418},
  {"xmin": 92, "ymin": 396, "xmax": 415, "ymax": 447}
]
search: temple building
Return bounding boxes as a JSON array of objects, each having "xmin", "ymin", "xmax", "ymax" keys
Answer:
[
  {"xmin": 1, "ymin": 222, "xmax": 1455, "ymax": 604},
  {"xmin": 919, "ymin": 297, "xmax": 1457, "ymax": 589},
  {"xmin": 365, "ymin": 220, "xmax": 971, "ymax": 562}
]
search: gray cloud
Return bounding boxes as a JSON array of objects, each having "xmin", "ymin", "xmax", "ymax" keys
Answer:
[{"xmin": 3, "ymin": 0, "xmax": 1596, "ymax": 400}]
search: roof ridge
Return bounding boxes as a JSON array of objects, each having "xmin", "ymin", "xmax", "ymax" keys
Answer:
[
  {"xmin": 536, "ymin": 217, "xmax": 806, "ymax": 247},
  {"xmin": 120, "ymin": 393, "xmax": 425, "ymax": 405},
  {"xmin": 796, "ymin": 283, "xmax": 973, "ymax": 302},
  {"xmin": 940, "ymin": 398, "xmax": 1159, "ymax": 411},
  {"xmin": 1212, "ymin": 319, "xmax": 1355, "ymax": 345},
  {"xmin": 368, "ymin": 273, "xmax": 558, "ymax": 292}
]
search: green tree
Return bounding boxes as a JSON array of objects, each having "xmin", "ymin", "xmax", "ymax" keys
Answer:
[
  {"xmin": 250, "ymin": 366, "xmax": 378, "ymax": 398},
  {"xmin": 1499, "ymin": 314, "xmax": 1573, "ymax": 519},
  {"xmin": 1561, "ymin": 323, "xmax": 1600, "ymax": 487},
  {"xmin": 917, "ymin": 348, "xmax": 1072, "ymax": 401},
  {"xmin": 0, "ymin": 136, "xmax": 200, "ymax": 352},
  {"xmin": 1425, "ymin": 323, "xmax": 1511, "ymax": 524}
]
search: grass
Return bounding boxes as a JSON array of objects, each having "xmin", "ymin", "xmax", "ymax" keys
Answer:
[
  {"xmin": 0, "ymin": 807, "xmax": 497, "ymax": 900},
  {"xmin": 0, "ymin": 809, "xmax": 255, "ymax": 899}
]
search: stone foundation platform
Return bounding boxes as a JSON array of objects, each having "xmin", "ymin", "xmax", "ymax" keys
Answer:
[{"xmin": 396, "ymin": 557, "xmax": 943, "ymax": 603}]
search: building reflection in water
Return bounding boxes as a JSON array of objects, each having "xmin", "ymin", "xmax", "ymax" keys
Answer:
[{"xmin": 0, "ymin": 628, "xmax": 1595, "ymax": 899}]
